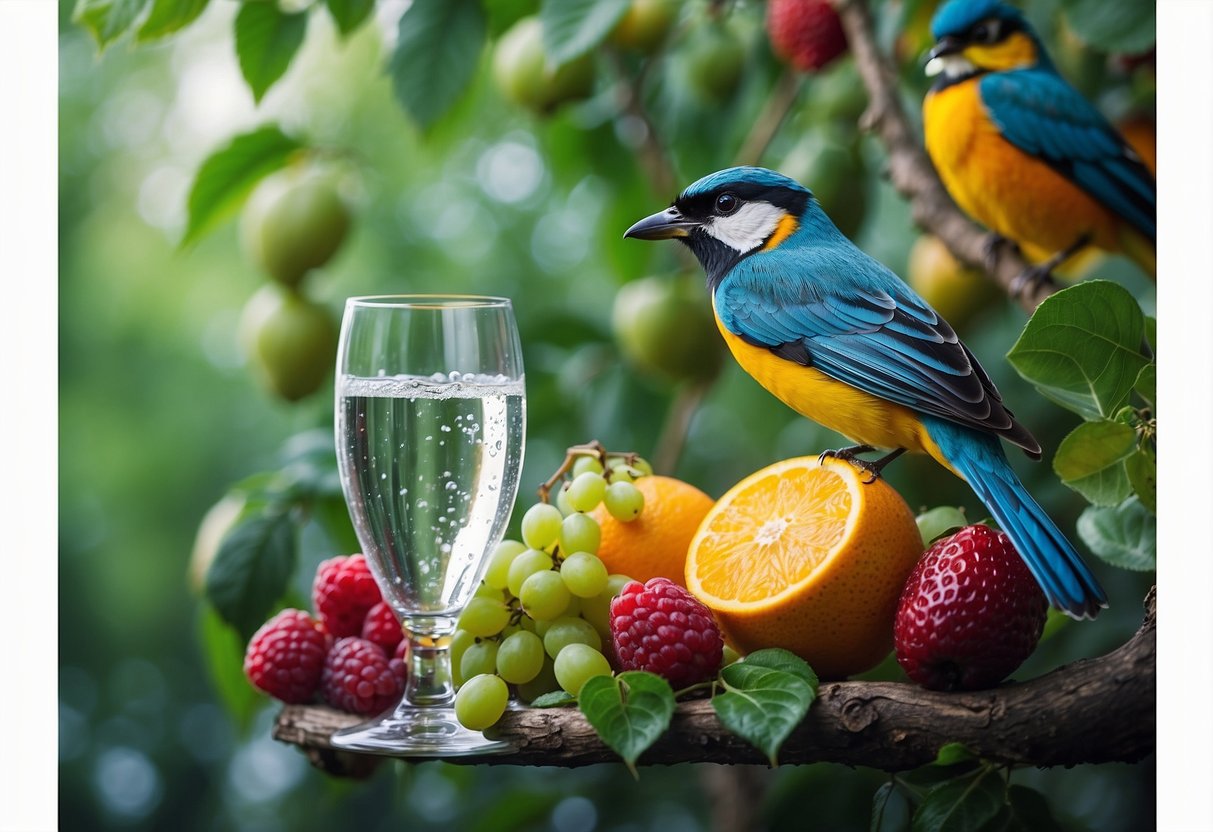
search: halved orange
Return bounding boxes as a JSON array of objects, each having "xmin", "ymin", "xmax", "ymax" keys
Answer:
[{"xmin": 685, "ymin": 456, "xmax": 924, "ymax": 679}]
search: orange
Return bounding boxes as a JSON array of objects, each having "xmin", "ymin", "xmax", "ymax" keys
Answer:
[
  {"xmin": 589, "ymin": 475, "xmax": 715, "ymax": 588},
  {"xmin": 685, "ymin": 456, "xmax": 923, "ymax": 679}
]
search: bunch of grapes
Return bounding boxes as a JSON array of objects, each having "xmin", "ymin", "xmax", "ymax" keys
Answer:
[{"xmin": 452, "ymin": 445, "xmax": 650, "ymax": 731}]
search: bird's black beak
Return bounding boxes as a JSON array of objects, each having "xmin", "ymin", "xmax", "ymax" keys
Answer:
[
  {"xmin": 925, "ymin": 34, "xmax": 965, "ymax": 63},
  {"xmin": 624, "ymin": 207, "xmax": 698, "ymax": 240}
]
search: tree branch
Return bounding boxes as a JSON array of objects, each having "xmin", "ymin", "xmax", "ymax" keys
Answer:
[
  {"xmin": 273, "ymin": 589, "xmax": 1154, "ymax": 775},
  {"xmin": 830, "ymin": 0, "xmax": 1059, "ymax": 312}
]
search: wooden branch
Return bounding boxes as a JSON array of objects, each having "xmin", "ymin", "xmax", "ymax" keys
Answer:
[
  {"xmin": 273, "ymin": 589, "xmax": 1154, "ymax": 775},
  {"xmin": 830, "ymin": 0, "xmax": 1058, "ymax": 312}
]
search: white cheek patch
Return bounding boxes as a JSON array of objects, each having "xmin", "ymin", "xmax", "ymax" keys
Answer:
[
  {"xmin": 925, "ymin": 54, "xmax": 979, "ymax": 78},
  {"xmin": 703, "ymin": 202, "xmax": 785, "ymax": 253}
]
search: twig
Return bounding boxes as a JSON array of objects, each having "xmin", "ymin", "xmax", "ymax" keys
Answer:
[
  {"xmin": 652, "ymin": 380, "xmax": 711, "ymax": 475},
  {"xmin": 830, "ymin": 0, "xmax": 1059, "ymax": 312},
  {"xmin": 735, "ymin": 70, "xmax": 805, "ymax": 166}
]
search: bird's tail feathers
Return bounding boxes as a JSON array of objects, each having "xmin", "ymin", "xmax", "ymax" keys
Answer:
[{"xmin": 925, "ymin": 419, "xmax": 1108, "ymax": 620}]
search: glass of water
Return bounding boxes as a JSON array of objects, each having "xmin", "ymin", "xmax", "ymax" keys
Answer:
[{"xmin": 331, "ymin": 295, "xmax": 525, "ymax": 756}]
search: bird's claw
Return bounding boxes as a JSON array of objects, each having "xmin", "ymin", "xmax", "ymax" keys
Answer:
[
  {"xmin": 981, "ymin": 234, "xmax": 1017, "ymax": 273},
  {"xmin": 819, "ymin": 446, "xmax": 907, "ymax": 484}
]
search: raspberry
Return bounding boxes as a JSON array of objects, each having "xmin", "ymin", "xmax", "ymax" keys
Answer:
[
  {"xmin": 312, "ymin": 554, "xmax": 383, "ymax": 637},
  {"xmin": 766, "ymin": 0, "xmax": 848, "ymax": 73},
  {"xmin": 610, "ymin": 577, "xmax": 724, "ymax": 688},
  {"xmin": 389, "ymin": 638, "xmax": 409, "ymax": 689},
  {"xmin": 321, "ymin": 637, "xmax": 403, "ymax": 715},
  {"xmin": 361, "ymin": 601, "xmax": 404, "ymax": 654},
  {"xmin": 243, "ymin": 609, "xmax": 331, "ymax": 704},
  {"xmin": 894, "ymin": 525, "xmax": 1048, "ymax": 691}
]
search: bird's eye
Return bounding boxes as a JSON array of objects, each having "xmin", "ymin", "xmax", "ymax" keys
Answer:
[
  {"xmin": 972, "ymin": 19, "xmax": 999, "ymax": 43},
  {"xmin": 715, "ymin": 193, "xmax": 739, "ymax": 215}
]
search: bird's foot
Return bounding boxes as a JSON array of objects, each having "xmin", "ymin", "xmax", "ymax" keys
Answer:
[
  {"xmin": 1010, "ymin": 233, "xmax": 1094, "ymax": 297},
  {"xmin": 819, "ymin": 446, "xmax": 906, "ymax": 484},
  {"xmin": 981, "ymin": 234, "xmax": 1018, "ymax": 273}
]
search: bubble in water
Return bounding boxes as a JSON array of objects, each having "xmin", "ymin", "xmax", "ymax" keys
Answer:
[
  {"xmin": 440, "ymin": 425, "xmax": 451, "ymax": 432},
  {"xmin": 444, "ymin": 482, "xmax": 458, "ymax": 492},
  {"xmin": 417, "ymin": 500, "xmax": 428, "ymax": 509}
]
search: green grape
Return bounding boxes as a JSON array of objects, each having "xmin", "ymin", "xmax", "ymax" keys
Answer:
[
  {"xmin": 559, "ymin": 512, "xmax": 601, "ymax": 555},
  {"xmin": 567, "ymin": 471, "xmax": 607, "ymax": 512},
  {"xmin": 450, "ymin": 629, "xmax": 476, "ymax": 687},
  {"xmin": 721, "ymin": 644, "xmax": 741, "ymax": 667},
  {"xmin": 519, "ymin": 569, "xmax": 571, "ymax": 621},
  {"xmin": 454, "ymin": 673, "xmax": 509, "ymax": 731},
  {"xmin": 543, "ymin": 616, "xmax": 602, "ymax": 659},
  {"xmin": 521, "ymin": 502, "xmax": 564, "ymax": 550},
  {"xmin": 460, "ymin": 639, "xmax": 500, "ymax": 680},
  {"xmin": 603, "ymin": 480, "xmax": 645, "ymax": 522},
  {"xmin": 474, "ymin": 581, "xmax": 505, "ymax": 601},
  {"xmin": 484, "ymin": 539, "xmax": 527, "ymax": 590},
  {"xmin": 555, "ymin": 484, "xmax": 576, "ymax": 516},
  {"xmin": 631, "ymin": 457, "xmax": 654, "ymax": 477},
  {"xmin": 507, "ymin": 548, "xmax": 554, "ymax": 598},
  {"xmin": 531, "ymin": 617, "xmax": 554, "ymax": 638},
  {"xmin": 554, "ymin": 643, "xmax": 612, "ymax": 696},
  {"xmin": 495, "ymin": 630, "xmax": 545, "ymax": 684},
  {"xmin": 458, "ymin": 597, "xmax": 511, "ymax": 637},
  {"xmin": 572, "ymin": 456, "xmax": 605, "ymax": 477},
  {"xmin": 606, "ymin": 573, "xmax": 635, "ymax": 597},
  {"xmin": 563, "ymin": 595, "xmax": 582, "ymax": 618},
  {"xmin": 560, "ymin": 551, "xmax": 609, "ymax": 597},
  {"xmin": 579, "ymin": 591, "xmax": 612, "ymax": 641},
  {"xmin": 606, "ymin": 465, "xmax": 634, "ymax": 484},
  {"xmin": 516, "ymin": 656, "xmax": 560, "ymax": 703}
]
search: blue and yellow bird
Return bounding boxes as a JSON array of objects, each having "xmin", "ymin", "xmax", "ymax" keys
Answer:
[
  {"xmin": 625, "ymin": 166, "xmax": 1107, "ymax": 619},
  {"xmin": 922, "ymin": 0, "xmax": 1155, "ymax": 279}
]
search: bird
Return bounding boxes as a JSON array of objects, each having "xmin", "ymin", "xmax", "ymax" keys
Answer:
[
  {"xmin": 922, "ymin": 0, "xmax": 1155, "ymax": 282},
  {"xmin": 624, "ymin": 165, "xmax": 1107, "ymax": 619}
]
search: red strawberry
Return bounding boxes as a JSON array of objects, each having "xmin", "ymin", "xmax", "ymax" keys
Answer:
[
  {"xmin": 766, "ymin": 0, "xmax": 848, "ymax": 73},
  {"xmin": 894, "ymin": 525, "xmax": 1048, "ymax": 691}
]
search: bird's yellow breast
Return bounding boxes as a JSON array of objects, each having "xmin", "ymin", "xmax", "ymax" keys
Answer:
[
  {"xmin": 923, "ymin": 78, "xmax": 1122, "ymax": 262},
  {"xmin": 711, "ymin": 302, "xmax": 945, "ymax": 464}
]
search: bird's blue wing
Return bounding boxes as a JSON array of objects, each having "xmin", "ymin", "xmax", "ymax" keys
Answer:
[
  {"xmin": 717, "ymin": 254, "xmax": 1041, "ymax": 455},
  {"xmin": 980, "ymin": 69, "xmax": 1155, "ymax": 242}
]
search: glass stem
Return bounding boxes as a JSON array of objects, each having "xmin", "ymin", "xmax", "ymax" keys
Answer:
[{"xmin": 403, "ymin": 627, "xmax": 455, "ymax": 708}]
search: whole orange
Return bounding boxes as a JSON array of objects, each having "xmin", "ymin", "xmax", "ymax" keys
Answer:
[
  {"xmin": 685, "ymin": 456, "xmax": 924, "ymax": 679},
  {"xmin": 589, "ymin": 475, "xmax": 714, "ymax": 588}
]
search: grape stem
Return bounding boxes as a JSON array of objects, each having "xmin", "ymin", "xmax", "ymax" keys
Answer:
[{"xmin": 536, "ymin": 442, "xmax": 648, "ymax": 503}]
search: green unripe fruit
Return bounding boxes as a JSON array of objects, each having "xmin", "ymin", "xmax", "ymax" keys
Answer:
[
  {"xmin": 239, "ymin": 285, "xmax": 338, "ymax": 402},
  {"xmin": 682, "ymin": 21, "xmax": 746, "ymax": 104},
  {"xmin": 492, "ymin": 17, "xmax": 596, "ymax": 116},
  {"xmin": 609, "ymin": 0, "xmax": 679, "ymax": 54},
  {"xmin": 242, "ymin": 170, "xmax": 352, "ymax": 288},
  {"xmin": 612, "ymin": 275, "xmax": 725, "ymax": 383}
]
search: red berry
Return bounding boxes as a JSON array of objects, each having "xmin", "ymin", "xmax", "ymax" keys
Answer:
[
  {"xmin": 321, "ymin": 637, "xmax": 403, "ymax": 715},
  {"xmin": 312, "ymin": 554, "xmax": 383, "ymax": 638},
  {"xmin": 766, "ymin": 0, "xmax": 848, "ymax": 73},
  {"xmin": 389, "ymin": 638, "xmax": 409, "ymax": 689},
  {"xmin": 243, "ymin": 609, "xmax": 331, "ymax": 704},
  {"xmin": 610, "ymin": 577, "xmax": 724, "ymax": 688},
  {"xmin": 894, "ymin": 525, "xmax": 1048, "ymax": 691},
  {"xmin": 361, "ymin": 601, "xmax": 403, "ymax": 654}
]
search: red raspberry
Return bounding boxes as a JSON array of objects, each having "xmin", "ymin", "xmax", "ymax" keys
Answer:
[
  {"xmin": 389, "ymin": 638, "xmax": 409, "ymax": 689},
  {"xmin": 610, "ymin": 577, "xmax": 724, "ymax": 688},
  {"xmin": 313, "ymin": 554, "xmax": 383, "ymax": 637},
  {"xmin": 243, "ymin": 609, "xmax": 331, "ymax": 704},
  {"xmin": 766, "ymin": 0, "xmax": 848, "ymax": 73},
  {"xmin": 894, "ymin": 525, "xmax": 1048, "ymax": 691},
  {"xmin": 321, "ymin": 637, "xmax": 403, "ymax": 715},
  {"xmin": 361, "ymin": 601, "xmax": 404, "ymax": 654}
]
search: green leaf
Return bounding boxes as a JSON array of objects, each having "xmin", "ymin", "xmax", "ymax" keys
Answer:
[
  {"xmin": 389, "ymin": 0, "xmax": 487, "ymax": 130},
  {"xmin": 1077, "ymin": 497, "xmax": 1156, "ymax": 571},
  {"xmin": 198, "ymin": 604, "xmax": 263, "ymax": 733},
  {"xmin": 74, "ymin": 0, "xmax": 150, "ymax": 49},
  {"xmin": 578, "ymin": 671, "xmax": 675, "ymax": 776},
  {"xmin": 1005, "ymin": 786, "xmax": 1064, "ymax": 832},
  {"xmin": 1133, "ymin": 364, "xmax": 1155, "ymax": 408},
  {"xmin": 484, "ymin": 0, "xmax": 539, "ymax": 36},
  {"xmin": 205, "ymin": 509, "xmax": 298, "ymax": 640},
  {"xmin": 871, "ymin": 782, "xmax": 895, "ymax": 832},
  {"xmin": 932, "ymin": 743, "xmax": 976, "ymax": 766},
  {"xmin": 529, "ymin": 690, "xmax": 575, "ymax": 708},
  {"xmin": 136, "ymin": 0, "xmax": 209, "ymax": 41},
  {"xmin": 181, "ymin": 125, "xmax": 303, "ymax": 247},
  {"xmin": 735, "ymin": 648, "xmax": 818, "ymax": 687},
  {"xmin": 234, "ymin": 3, "xmax": 308, "ymax": 104},
  {"xmin": 539, "ymin": 0, "xmax": 629, "ymax": 65},
  {"xmin": 1125, "ymin": 448, "xmax": 1156, "ymax": 513},
  {"xmin": 1006, "ymin": 281, "xmax": 1148, "ymax": 421},
  {"xmin": 912, "ymin": 770, "xmax": 1005, "ymax": 832},
  {"xmin": 712, "ymin": 659, "xmax": 817, "ymax": 766},
  {"xmin": 324, "ymin": 0, "xmax": 375, "ymax": 36},
  {"xmin": 1060, "ymin": 0, "xmax": 1155, "ymax": 55},
  {"xmin": 1052, "ymin": 419, "xmax": 1136, "ymax": 506}
]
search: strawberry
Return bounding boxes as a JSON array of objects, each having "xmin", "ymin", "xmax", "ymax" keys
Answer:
[
  {"xmin": 766, "ymin": 0, "xmax": 849, "ymax": 73},
  {"xmin": 894, "ymin": 525, "xmax": 1047, "ymax": 691}
]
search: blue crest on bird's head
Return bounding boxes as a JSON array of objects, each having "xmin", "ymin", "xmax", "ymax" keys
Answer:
[
  {"xmin": 680, "ymin": 166, "xmax": 811, "ymax": 202},
  {"xmin": 931, "ymin": 0, "xmax": 1028, "ymax": 40}
]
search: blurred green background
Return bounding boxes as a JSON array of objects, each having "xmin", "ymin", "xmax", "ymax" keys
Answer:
[{"xmin": 58, "ymin": 0, "xmax": 1156, "ymax": 829}]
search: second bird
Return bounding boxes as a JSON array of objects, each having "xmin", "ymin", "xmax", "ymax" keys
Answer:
[
  {"xmin": 625, "ymin": 166, "xmax": 1107, "ymax": 619},
  {"xmin": 922, "ymin": 0, "xmax": 1155, "ymax": 279}
]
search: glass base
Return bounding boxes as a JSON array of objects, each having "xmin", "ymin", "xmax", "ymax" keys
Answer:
[{"xmin": 330, "ymin": 702, "xmax": 515, "ymax": 757}]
